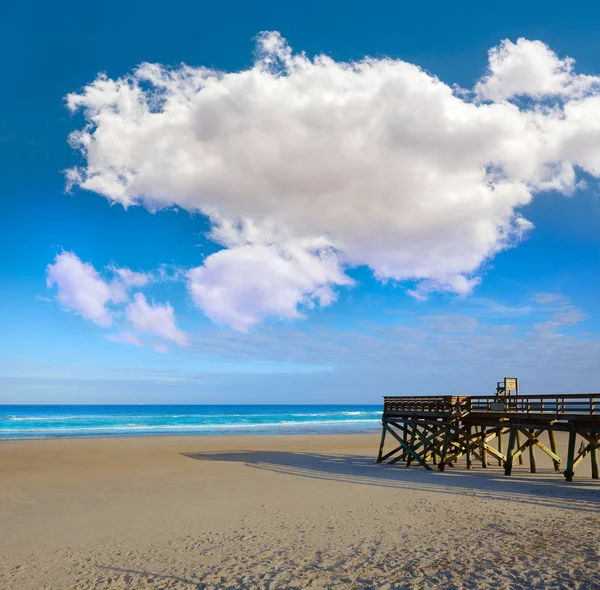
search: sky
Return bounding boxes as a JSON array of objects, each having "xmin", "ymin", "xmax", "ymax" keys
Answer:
[{"xmin": 3, "ymin": 0, "xmax": 600, "ymax": 403}]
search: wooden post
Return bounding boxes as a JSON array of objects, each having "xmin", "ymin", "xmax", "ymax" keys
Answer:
[
  {"xmin": 516, "ymin": 430, "xmax": 524, "ymax": 465},
  {"xmin": 406, "ymin": 423, "xmax": 417, "ymax": 467},
  {"xmin": 438, "ymin": 422, "xmax": 451, "ymax": 472},
  {"xmin": 377, "ymin": 423, "xmax": 387, "ymax": 463},
  {"xmin": 497, "ymin": 429, "xmax": 503, "ymax": 467},
  {"xmin": 401, "ymin": 421, "xmax": 408, "ymax": 461},
  {"xmin": 504, "ymin": 428, "xmax": 517, "ymax": 476},
  {"xmin": 465, "ymin": 425, "xmax": 472, "ymax": 470},
  {"xmin": 548, "ymin": 430, "xmax": 560, "ymax": 472},
  {"xmin": 564, "ymin": 429, "xmax": 577, "ymax": 482},
  {"xmin": 591, "ymin": 442, "xmax": 599, "ymax": 480},
  {"xmin": 528, "ymin": 429, "xmax": 536, "ymax": 474},
  {"xmin": 480, "ymin": 426, "xmax": 487, "ymax": 468}
]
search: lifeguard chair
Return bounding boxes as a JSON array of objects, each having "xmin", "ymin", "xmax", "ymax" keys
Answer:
[
  {"xmin": 495, "ymin": 377, "xmax": 518, "ymax": 411},
  {"xmin": 496, "ymin": 377, "xmax": 518, "ymax": 396}
]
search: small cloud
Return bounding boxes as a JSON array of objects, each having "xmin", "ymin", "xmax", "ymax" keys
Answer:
[
  {"xmin": 111, "ymin": 267, "xmax": 150, "ymax": 288},
  {"xmin": 126, "ymin": 293, "xmax": 188, "ymax": 346},
  {"xmin": 532, "ymin": 296, "xmax": 587, "ymax": 334},
  {"xmin": 407, "ymin": 277, "xmax": 481, "ymax": 302},
  {"xmin": 35, "ymin": 295, "xmax": 53, "ymax": 303},
  {"xmin": 107, "ymin": 332, "xmax": 143, "ymax": 346},
  {"xmin": 156, "ymin": 264, "xmax": 185, "ymax": 283},
  {"xmin": 552, "ymin": 308, "xmax": 587, "ymax": 326},
  {"xmin": 531, "ymin": 292, "xmax": 567, "ymax": 304},
  {"xmin": 491, "ymin": 324, "xmax": 518, "ymax": 334},
  {"xmin": 46, "ymin": 251, "xmax": 126, "ymax": 327},
  {"xmin": 468, "ymin": 298, "xmax": 532, "ymax": 317},
  {"xmin": 153, "ymin": 344, "xmax": 169, "ymax": 354},
  {"xmin": 423, "ymin": 314, "xmax": 479, "ymax": 333}
]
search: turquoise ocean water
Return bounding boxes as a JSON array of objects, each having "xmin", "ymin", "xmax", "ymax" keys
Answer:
[{"xmin": 0, "ymin": 405, "xmax": 382, "ymax": 439}]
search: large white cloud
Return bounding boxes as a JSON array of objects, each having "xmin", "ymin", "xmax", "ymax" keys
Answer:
[{"xmin": 65, "ymin": 33, "xmax": 600, "ymax": 329}]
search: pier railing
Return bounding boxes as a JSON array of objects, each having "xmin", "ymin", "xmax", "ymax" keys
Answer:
[
  {"xmin": 383, "ymin": 396, "xmax": 469, "ymax": 416},
  {"xmin": 383, "ymin": 393, "xmax": 600, "ymax": 418},
  {"xmin": 469, "ymin": 393, "xmax": 599, "ymax": 416}
]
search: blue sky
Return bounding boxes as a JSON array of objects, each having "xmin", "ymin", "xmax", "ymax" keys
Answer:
[{"xmin": 3, "ymin": 0, "xmax": 600, "ymax": 403}]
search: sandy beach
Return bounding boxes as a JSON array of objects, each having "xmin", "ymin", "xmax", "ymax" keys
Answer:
[{"xmin": 1, "ymin": 433, "xmax": 599, "ymax": 589}]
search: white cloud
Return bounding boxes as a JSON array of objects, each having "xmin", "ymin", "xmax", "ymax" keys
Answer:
[
  {"xmin": 530, "ymin": 293, "xmax": 587, "ymax": 334},
  {"xmin": 47, "ymin": 253, "xmax": 184, "ymax": 346},
  {"xmin": 475, "ymin": 39, "xmax": 599, "ymax": 101},
  {"xmin": 531, "ymin": 292, "xmax": 567, "ymax": 305},
  {"xmin": 424, "ymin": 314, "xmax": 479, "ymax": 333},
  {"xmin": 107, "ymin": 331, "xmax": 143, "ymax": 346},
  {"xmin": 188, "ymin": 220, "xmax": 351, "ymax": 330},
  {"xmin": 46, "ymin": 252, "xmax": 126, "ymax": 327},
  {"xmin": 65, "ymin": 33, "xmax": 600, "ymax": 329},
  {"xmin": 125, "ymin": 293, "xmax": 188, "ymax": 346},
  {"xmin": 112, "ymin": 267, "xmax": 149, "ymax": 287},
  {"xmin": 35, "ymin": 295, "xmax": 53, "ymax": 303}
]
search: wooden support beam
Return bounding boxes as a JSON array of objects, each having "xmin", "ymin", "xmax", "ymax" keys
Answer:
[
  {"xmin": 406, "ymin": 423, "xmax": 418, "ymax": 467},
  {"xmin": 572, "ymin": 442, "xmax": 591, "ymax": 470},
  {"xmin": 516, "ymin": 430, "xmax": 524, "ymax": 465},
  {"xmin": 564, "ymin": 429, "xmax": 577, "ymax": 482},
  {"xmin": 577, "ymin": 431, "xmax": 600, "ymax": 480},
  {"xmin": 481, "ymin": 442, "xmax": 506, "ymax": 463},
  {"xmin": 528, "ymin": 429, "xmax": 536, "ymax": 474},
  {"xmin": 409, "ymin": 424, "xmax": 447, "ymax": 462},
  {"xmin": 508, "ymin": 429, "xmax": 549, "ymax": 468},
  {"xmin": 478, "ymin": 428, "xmax": 507, "ymax": 464},
  {"xmin": 384, "ymin": 424, "xmax": 433, "ymax": 471},
  {"xmin": 379, "ymin": 444, "xmax": 403, "ymax": 463},
  {"xmin": 497, "ymin": 429, "xmax": 504, "ymax": 467},
  {"xmin": 471, "ymin": 448, "xmax": 483, "ymax": 463},
  {"xmin": 388, "ymin": 424, "xmax": 445, "ymax": 465},
  {"xmin": 570, "ymin": 434, "xmax": 600, "ymax": 474},
  {"xmin": 465, "ymin": 425, "xmax": 472, "ymax": 470},
  {"xmin": 548, "ymin": 430, "xmax": 560, "ymax": 472},
  {"xmin": 402, "ymin": 422, "xmax": 408, "ymax": 461},
  {"xmin": 444, "ymin": 433, "xmax": 469, "ymax": 466},
  {"xmin": 578, "ymin": 431, "xmax": 600, "ymax": 447},
  {"xmin": 480, "ymin": 426, "xmax": 487, "ymax": 468},
  {"xmin": 376, "ymin": 424, "xmax": 387, "ymax": 463},
  {"xmin": 520, "ymin": 429, "xmax": 562, "ymax": 465},
  {"xmin": 438, "ymin": 423, "xmax": 452, "ymax": 472},
  {"xmin": 504, "ymin": 428, "xmax": 517, "ymax": 476}
]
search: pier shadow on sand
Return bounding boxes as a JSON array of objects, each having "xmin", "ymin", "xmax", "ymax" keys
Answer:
[{"xmin": 181, "ymin": 450, "xmax": 600, "ymax": 513}]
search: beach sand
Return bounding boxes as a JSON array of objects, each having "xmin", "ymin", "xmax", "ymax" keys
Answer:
[{"xmin": 1, "ymin": 433, "xmax": 599, "ymax": 589}]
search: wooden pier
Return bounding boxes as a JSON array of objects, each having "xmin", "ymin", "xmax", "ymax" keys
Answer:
[{"xmin": 376, "ymin": 379, "xmax": 600, "ymax": 481}]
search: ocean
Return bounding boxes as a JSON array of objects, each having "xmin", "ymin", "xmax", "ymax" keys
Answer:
[{"xmin": 0, "ymin": 405, "xmax": 383, "ymax": 440}]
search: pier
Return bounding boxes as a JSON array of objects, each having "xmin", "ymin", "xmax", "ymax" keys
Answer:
[{"xmin": 376, "ymin": 378, "xmax": 600, "ymax": 481}]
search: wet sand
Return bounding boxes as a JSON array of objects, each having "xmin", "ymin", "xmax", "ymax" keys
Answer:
[{"xmin": 1, "ymin": 433, "xmax": 599, "ymax": 589}]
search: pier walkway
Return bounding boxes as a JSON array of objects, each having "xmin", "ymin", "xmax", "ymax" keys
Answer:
[{"xmin": 376, "ymin": 380, "xmax": 600, "ymax": 481}]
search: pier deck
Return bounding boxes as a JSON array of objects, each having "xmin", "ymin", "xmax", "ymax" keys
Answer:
[{"xmin": 377, "ymin": 391, "xmax": 600, "ymax": 481}]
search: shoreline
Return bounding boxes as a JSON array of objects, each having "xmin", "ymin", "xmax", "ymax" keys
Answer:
[
  {"xmin": 1, "ymin": 404, "xmax": 383, "ymax": 441},
  {"xmin": 0, "ymin": 426, "xmax": 381, "ymax": 443},
  {"xmin": 0, "ymin": 422, "xmax": 382, "ymax": 442}
]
